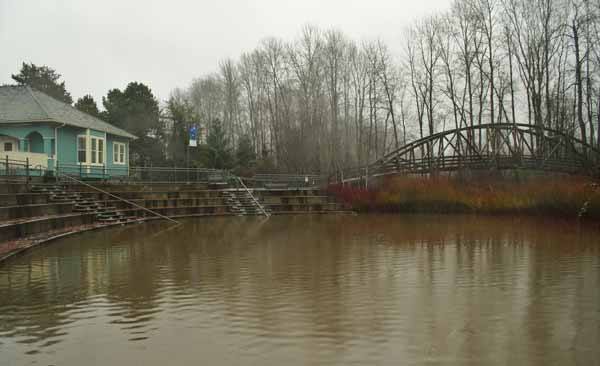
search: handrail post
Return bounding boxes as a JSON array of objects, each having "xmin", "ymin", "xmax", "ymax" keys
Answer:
[
  {"xmin": 58, "ymin": 172, "xmax": 181, "ymax": 226},
  {"xmin": 25, "ymin": 157, "xmax": 30, "ymax": 188},
  {"xmin": 237, "ymin": 176, "xmax": 270, "ymax": 218}
]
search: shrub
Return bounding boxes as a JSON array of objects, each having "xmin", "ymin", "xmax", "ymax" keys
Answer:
[{"xmin": 327, "ymin": 175, "xmax": 600, "ymax": 219}]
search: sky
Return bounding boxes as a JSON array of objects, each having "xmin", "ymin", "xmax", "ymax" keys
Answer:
[{"xmin": 0, "ymin": 0, "xmax": 452, "ymax": 106}]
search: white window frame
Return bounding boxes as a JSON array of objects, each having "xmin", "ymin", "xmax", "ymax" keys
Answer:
[
  {"xmin": 77, "ymin": 135, "xmax": 87, "ymax": 163},
  {"xmin": 90, "ymin": 136, "xmax": 105, "ymax": 166},
  {"xmin": 113, "ymin": 142, "xmax": 126, "ymax": 165},
  {"xmin": 77, "ymin": 133, "xmax": 105, "ymax": 166}
]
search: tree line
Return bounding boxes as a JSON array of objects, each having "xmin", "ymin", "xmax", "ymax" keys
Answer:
[
  {"xmin": 9, "ymin": 63, "xmax": 255, "ymax": 170},
  {"xmin": 9, "ymin": 63, "xmax": 164, "ymax": 165},
  {"xmin": 170, "ymin": 0, "xmax": 600, "ymax": 174},
  {"xmin": 9, "ymin": 0, "xmax": 600, "ymax": 174}
]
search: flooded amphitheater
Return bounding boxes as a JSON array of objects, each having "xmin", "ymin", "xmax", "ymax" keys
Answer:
[{"xmin": 1, "ymin": 214, "xmax": 599, "ymax": 366}]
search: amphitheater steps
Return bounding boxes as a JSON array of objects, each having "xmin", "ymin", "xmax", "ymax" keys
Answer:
[
  {"xmin": 220, "ymin": 190, "xmax": 269, "ymax": 216},
  {"xmin": 33, "ymin": 184, "xmax": 136, "ymax": 225},
  {"xmin": 0, "ymin": 183, "xmax": 353, "ymax": 259}
]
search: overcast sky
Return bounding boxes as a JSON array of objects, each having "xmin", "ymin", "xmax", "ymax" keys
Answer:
[{"xmin": 1, "ymin": 0, "xmax": 451, "ymax": 106}]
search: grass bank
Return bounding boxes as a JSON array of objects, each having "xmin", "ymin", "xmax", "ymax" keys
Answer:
[{"xmin": 328, "ymin": 175, "xmax": 600, "ymax": 219}]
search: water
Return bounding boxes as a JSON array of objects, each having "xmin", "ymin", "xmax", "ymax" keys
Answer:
[{"xmin": 1, "ymin": 215, "xmax": 599, "ymax": 365}]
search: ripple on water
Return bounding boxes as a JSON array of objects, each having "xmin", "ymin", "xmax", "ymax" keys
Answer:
[{"xmin": 0, "ymin": 215, "xmax": 599, "ymax": 365}]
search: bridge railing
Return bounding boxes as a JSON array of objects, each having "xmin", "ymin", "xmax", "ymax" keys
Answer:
[{"xmin": 334, "ymin": 153, "xmax": 599, "ymax": 185}]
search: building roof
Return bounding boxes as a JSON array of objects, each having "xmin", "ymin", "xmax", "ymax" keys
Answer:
[{"xmin": 0, "ymin": 85, "xmax": 136, "ymax": 139}]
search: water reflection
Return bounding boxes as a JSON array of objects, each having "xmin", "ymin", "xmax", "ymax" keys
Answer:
[{"xmin": 0, "ymin": 215, "xmax": 599, "ymax": 365}]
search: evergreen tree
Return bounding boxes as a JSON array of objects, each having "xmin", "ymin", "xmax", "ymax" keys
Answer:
[
  {"xmin": 102, "ymin": 82, "xmax": 161, "ymax": 137},
  {"xmin": 74, "ymin": 95, "xmax": 100, "ymax": 118},
  {"xmin": 206, "ymin": 119, "xmax": 233, "ymax": 169},
  {"xmin": 236, "ymin": 134, "xmax": 256, "ymax": 169},
  {"xmin": 166, "ymin": 94, "xmax": 197, "ymax": 165},
  {"xmin": 12, "ymin": 62, "xmax": 73, "ymax": 104},
  {"xmin": 102, "ymin": 82, "xmax": 164, "ymax": 164}
]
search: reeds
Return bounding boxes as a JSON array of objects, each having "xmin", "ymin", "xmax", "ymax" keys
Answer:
[{"xmin": 327, "ymin": 175, "xmax": 600, "ymax": 218}]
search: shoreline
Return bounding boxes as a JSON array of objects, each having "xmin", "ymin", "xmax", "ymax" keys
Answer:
[
  {"xmin": 0, "ymin": 211, "xmax": 357, "ymax": 265},
  {"xmin": 1, "ymin": 209, "xmax": 594, "ymax": 266}
]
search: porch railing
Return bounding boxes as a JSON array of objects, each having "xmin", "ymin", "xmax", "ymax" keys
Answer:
[{"xmin": 0, "ymin": 155, "xmax": 46, "ymax": 184}]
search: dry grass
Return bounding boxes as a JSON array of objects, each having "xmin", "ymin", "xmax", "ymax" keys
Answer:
[{"xmin": 328, "ymin": 175, "xmax": 600, "ymax": 218}]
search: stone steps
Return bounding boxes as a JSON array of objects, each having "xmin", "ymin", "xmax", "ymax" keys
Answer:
[
  {"xmin": 32, "ymin": 184, "xmax": 140, "ymax": 224},
  {"xmin": 220, "ymin": 190, "xmax": 269, "ymax": 216}
]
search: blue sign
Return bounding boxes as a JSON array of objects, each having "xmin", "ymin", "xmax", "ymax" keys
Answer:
[
  {"xmin": 189, "ymin": 125, "xmax": 198, "ymax": 140},
  {"xmin": 189, "ymin": 125, "xmax": 198, "ymax": 147}
]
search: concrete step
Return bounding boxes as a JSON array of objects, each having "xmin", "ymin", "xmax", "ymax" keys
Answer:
[
  {"xmin": 73, "ymin": 207, "xmax": 95, "ymax": 213},
  {"xmin": 97, "ymin": 215, "xmax": 123, "ymax": 221},
  {"xmin": 49, "ymin": 198, "xmax": 74, "ymax": 202},
  {"xmin": 51, "ymin": 196, "xmax": 80, "ymax": 202},
  {"xmin": 78, "ymin": 202, "xmax": 99, "ymax": 207}
]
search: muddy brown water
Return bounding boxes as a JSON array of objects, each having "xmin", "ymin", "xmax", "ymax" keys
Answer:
[{"xmin": 1, "ymin": 215, "xmax": 599, "ymax": 365}]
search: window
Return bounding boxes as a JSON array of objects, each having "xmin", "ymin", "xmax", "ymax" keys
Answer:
[
  {"xmin": 78, "ymin": 135, "xmax": 105, "ymax": 165},
  {"xmin": 77, "ymin": 136, "xmax": 86, "ymax": 163},
  {"xmin": 113, "ymin": 142, "xmax": 126, "ymax": 164},
  {"xmin": 91, "ymin": 138, "xmax": 97, "ymax": 164},
  {"xmin": 90, "ymin": 136, "xmax": 104, "ymax": 165},
  {"xmin": 3, "ymin": 142, "xmax": 12, "ymax": 152},
  {"xmin": 98, "ymin": 139, "xmax": 104, "ymax": 164}
]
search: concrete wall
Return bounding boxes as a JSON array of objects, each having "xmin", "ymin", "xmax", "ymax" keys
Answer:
[{"xmin": 0, "ymin": 213, "xmax": 95, "ymax": 243}]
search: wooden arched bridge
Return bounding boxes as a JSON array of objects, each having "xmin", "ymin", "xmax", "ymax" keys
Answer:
[{"xmin": 337, "ymin": 123, "xmax": 600, "ymax": 183}]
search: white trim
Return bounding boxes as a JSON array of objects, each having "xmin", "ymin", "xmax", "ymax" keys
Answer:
[
  {"xmin": 77, "ymin": 134, "xmax": 87, "ymax": 164},
  {"xmin": 77, "ymin": 132, "xmax": 105, "ymax": 167},
  {"xmin": 89, "ymin": 135, "xmax": 105, "ymax": 166},
  {"xmin": 125, "ymin": 141, "xmax": 128, "ymax": 165},
  {"xmin": 54, "ymin": 127, "xmax": 57, "ymax": 160},
  {"xmin": 113, "ymin": 141, "xmax": 126, "ymax": 165},
  {"xmin": 104, "ymin": 132, "xmax": 107, "ymax": 168},
  {"xmin": 86, "ymin": 129, "xmax": 91, "ymax": 165}
]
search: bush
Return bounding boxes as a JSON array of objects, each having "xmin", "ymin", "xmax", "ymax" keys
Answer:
[{"xmin": 328, "ymin": 175, "xmax": 600, "ymax": 219}]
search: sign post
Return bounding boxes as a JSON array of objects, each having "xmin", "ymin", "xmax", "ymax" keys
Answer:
[
  {"xmin": 187, "ymin": 125, "xmax": 199, "ymax": 181},
  {"xmin": 189, "ymin": 125, "xmax": 198, "ymax": 147}
]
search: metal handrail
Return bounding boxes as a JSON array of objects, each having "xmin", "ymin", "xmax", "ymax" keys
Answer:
[
  {"xmin": 236, "ymin": 176, "xmax": 270, "ymax": 218},
  {"xmin": 58, "ymin": 173, "xmax": 182, "ymax": 226},
  {"xmin": 242, "ymin": 174, "xmax": 326, "ymax": 189}
]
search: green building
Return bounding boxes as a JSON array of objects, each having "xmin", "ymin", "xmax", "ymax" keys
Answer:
[{"xmin": 0, "ymin": 85, "xmax": 136, "ymax": 178}]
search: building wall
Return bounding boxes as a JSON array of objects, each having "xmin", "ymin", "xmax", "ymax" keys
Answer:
[
  {"xmin": 56, "ymin": 126, "xmax": 129, "ymax": 177},
  {"xmin": 107, "ymin": 135, "xmax": 129, "ymax": 176},
  {"xmin": 56, "ymin": 125, "xmax": 82, "ymax": 168},
  {"xmin": 0, "ymin": 123, "xmax": 56, "ymax": 169},
  {"xmin": 0, "ymin": 135, "xmax": 19, "ymax": 152},
  {"xmin": 0, "ymin": 123, "xmax": 130, "ymax": 178}
]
